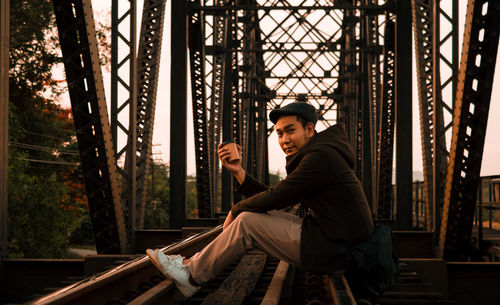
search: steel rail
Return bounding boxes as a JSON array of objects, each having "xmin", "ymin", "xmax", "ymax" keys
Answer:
[
  {"xmin": 260, "ymin": 261, "xmax": 290, "ymax": 305},
  {"xmin": 29, "ymin": 225, "xmax": 306, "ymax": 305},
  {"xmin": 30, "ymin": 226, "xmax": 222, "ymax": 305},
  {"xmin": 328, "ymin": 274, "xmax": 357, "ymax": 305}
]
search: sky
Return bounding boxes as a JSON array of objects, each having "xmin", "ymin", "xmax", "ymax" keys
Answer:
[{"xmin": 82, "ymin": 0, "xmax": 500, "ymax": 178}]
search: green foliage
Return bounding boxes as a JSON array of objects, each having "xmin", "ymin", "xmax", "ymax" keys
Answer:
[
  {"xmin": 143, "ymin": 162, "xmax": 171, "ymax": 229},
  {"xmin": 7, "ymin": 0, "xmax": 91, "ymax": 258},
  {"xmin": 9, "ymin": 0, "xmax": 60, "ymax": 94},
  {"xmin": 7, "ymin": 157, "xmax": 72, "ymax": 258},
  {"xmin": 186, "ymin": 177, "xmax": 199, "ymax": 218},
  {"xmin": 68, "ymin": 215, "xmax": 95, "ymax": 246}
]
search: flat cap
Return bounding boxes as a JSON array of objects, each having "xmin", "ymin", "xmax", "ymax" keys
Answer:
[{"xmin": 269, "ymin": 102, "xmax": 318, "ymax": 125}]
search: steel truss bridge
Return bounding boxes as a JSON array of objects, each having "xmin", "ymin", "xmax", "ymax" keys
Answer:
[{"xmin": 1, "ymin": 0, "xmax": 500, "ymax": 304}]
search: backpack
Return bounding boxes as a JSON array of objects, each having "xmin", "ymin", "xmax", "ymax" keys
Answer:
[{"xmin": 344, "ymin": 225, "xmax": 401, "ymax": 299}]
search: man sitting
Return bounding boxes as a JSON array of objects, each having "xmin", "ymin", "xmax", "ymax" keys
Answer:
[{"xmin": 147, "ymin": 102, "xmax": 374, "ymax": 298}]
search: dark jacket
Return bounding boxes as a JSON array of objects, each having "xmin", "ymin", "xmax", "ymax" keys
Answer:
[{"xmin": 231, "ymin": 123, "xmax": 375, "ymax": 272}]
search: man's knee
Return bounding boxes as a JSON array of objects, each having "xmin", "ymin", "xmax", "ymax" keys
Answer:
[
  {"xmin": 235, "ymin": 211, "xmax": 260, "ymax": 224},
  {"xmin": 233, "ymin": 211, "xmax": 264, "ymax": 232}
]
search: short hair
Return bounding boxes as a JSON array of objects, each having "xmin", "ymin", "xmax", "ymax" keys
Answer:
[{"xmin": 296, "ymin": 115, "xmax": 310, "ymax": 128}]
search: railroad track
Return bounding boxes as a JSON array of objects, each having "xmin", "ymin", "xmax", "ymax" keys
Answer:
[
  {"xmin": 29, "ymin": 224, "xmax": 455, "ymax": 305},
  {"xmin": 28, "ymin": 225, "xmax": 358, "ymax": 305}
]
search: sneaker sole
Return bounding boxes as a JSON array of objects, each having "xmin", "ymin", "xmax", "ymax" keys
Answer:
[
  {"xmin": 146, "ymin": 249, "xmax": 198, "ymax": 298},
  {"xmin": 146, "ymin": 249, "xmax": 167, "ymax": 277}
]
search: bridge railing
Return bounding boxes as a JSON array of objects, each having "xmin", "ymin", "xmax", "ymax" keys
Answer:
[
  {"xmin": 409, "ymin": 176, "xmax": 500, "ymax": 232},
  {"xmin": 474, "ymin": 176, "xmax": 500, "ymax": 232}
]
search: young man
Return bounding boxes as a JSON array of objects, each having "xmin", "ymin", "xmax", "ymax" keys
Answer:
[{"xmin": 147, "ymin": 102, "xmax": 374, "ymax": 298}]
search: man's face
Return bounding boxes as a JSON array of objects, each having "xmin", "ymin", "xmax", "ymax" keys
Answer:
[{"xmin": 275, "ymin": 115, "xmax": 315, "ymax": 156}]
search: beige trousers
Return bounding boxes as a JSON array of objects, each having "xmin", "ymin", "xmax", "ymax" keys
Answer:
[{"xmin": 187, "ymin": 210, "xmax": 302, "ymax": 284}]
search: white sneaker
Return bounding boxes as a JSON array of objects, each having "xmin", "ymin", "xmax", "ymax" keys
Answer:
[{"xmin": 146, "ymin": 249, "xmax": 201, "ymax": 298}]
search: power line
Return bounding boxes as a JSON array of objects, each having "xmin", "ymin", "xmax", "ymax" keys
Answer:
[
  {"xmin": 21, "ymin": 129, "xmax": 74, "ymax": 141},
  {"xmin": 9, "ymin": 141, "xmax": 79, "ymax": 155},
  {"xmin": 16, "ymin": 157, "xmax": 80, "ymax": 166}
]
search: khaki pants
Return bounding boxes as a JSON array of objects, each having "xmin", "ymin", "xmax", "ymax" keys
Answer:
[{"xmin": 188, "ymin": 210, "xmax": 302, "ymax": 284}]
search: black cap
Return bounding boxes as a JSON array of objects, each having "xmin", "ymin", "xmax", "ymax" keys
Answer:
[{"xmin": 269, "ymin": 102, "xmax": 318, "ymax": 125}]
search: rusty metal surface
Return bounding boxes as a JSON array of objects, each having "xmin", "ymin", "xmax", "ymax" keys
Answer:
[
  {"xmin": 189, "ymin": 0, "xmax": 213, "ymax": 218},
  {"xmin": 135, "ymin": 0, "xmax": 167, "ymax": 228},
  {"xmin": 111, "ymin": 0, "xmax": 138, "ymax": 251},
  {"xmin": 439, "ymin": 0, "xmax": 500, "ymax": 261},
  {"xmin": 376, "ymin": 15, "xmax": 395, "ymax": 219},
  {"xmin": 52, "ymin": 0, "xmax": 127, "ymax": 254},
  {"xmin": 30, "ymin": 226, "xmax": 222, "ymax": 305},
  {"xmin": 169, "ymin": 0, "xmax": 188, "ymax": 229},
  {"xmin": 26, "ymin": 227, "xmax": 299, "ymax": 305},
  {"xmin": 412, "ymin": 0, "xmax": 438, "ymax": 231}
]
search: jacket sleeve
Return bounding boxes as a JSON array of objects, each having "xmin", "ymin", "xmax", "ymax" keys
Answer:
[
  {"xmin": 231, "ymin": 150, "xmax": 332, "ymax": 217},
  {"xmin": 235, "ymin": 173, "xmax": 269, "ymax": 198}
]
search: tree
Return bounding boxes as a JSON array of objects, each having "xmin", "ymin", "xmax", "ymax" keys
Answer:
[
  {"xmin": 144, "ymin": 162, "xmax": 170, "ymax": 228},
  {"xmin": 7, "ymin": 157, "xmax": 72, "ymax": 258},
  {"xmin": 7, "ymin": 0, "xmax": 108, "ymax": 257}
]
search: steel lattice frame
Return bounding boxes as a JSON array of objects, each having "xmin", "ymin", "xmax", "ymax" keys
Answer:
[
  {"xmin": 412, "ymin": 0, "xmax": 436, "ymax": 231},
  {"xmin": 208, "ymin": 0, "xmax": 227, "ymax": 213},
  {"xmin": 337, "ymin": 0, "xmax": 389, "ymax": 208},
  {"xmin": 189, "ymin": 1, "xmax": 390, "ymax": 212},
  {"xmin": 338, "ymin": 6, "xmax": 362, "ymax": 180},
  {"xmin": 364, "ymin": 0, "xmax": 383, "ymax": 207},
  {"xmin": 412, "ymin": 0, "xmax": 459, "ymax": 232},
  {"xmin": 135, "ymin": 0, "xmax": 167, "ymax": 228},
  {"xmin": 439, "ymin": 0, "xmax": 499, "ymax": 261},
  {"xmin": 53, "ymin": 0, "xmax": 127, "ymax": 254},
  {"xmin": 238, "ymin": 0, "xmax": 269, "ymax": 182},
  {"xmin": 111, "ymin": 0, "xmax": 137, "ymax": 247},
  {"xmin": 431, "ymin": 0, "xmax": 458, "ymax": 237},
  {"xmin": 376, "ymin": 15, "xmax": 395, "ymax": 219},
  {"xmin": 189, "ymin": 0, "xmax": 213, "ymax": 217}
]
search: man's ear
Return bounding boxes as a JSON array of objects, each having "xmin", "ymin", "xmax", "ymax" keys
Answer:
[{"xmin": 306, "ymin": 122, "xmax": 315, "ymax": 137}]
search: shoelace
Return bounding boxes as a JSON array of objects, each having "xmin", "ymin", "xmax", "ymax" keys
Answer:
[{"xmin": 166, "ymin": 255, "xmax": 189, "ymax": 273}]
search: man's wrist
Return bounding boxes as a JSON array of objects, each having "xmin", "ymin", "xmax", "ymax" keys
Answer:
[{"xmin": 234, "ymin": 168, "xmax": 246, "ymax": 184}]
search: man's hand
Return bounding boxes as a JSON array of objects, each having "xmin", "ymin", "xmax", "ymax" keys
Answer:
[
  {"xmin": 223, "ymin": 211, "xmax": 235, "ymax": 231},
  {"xmin": 218, "ymin": 143, "xmax": 246, "ymax": 184}
]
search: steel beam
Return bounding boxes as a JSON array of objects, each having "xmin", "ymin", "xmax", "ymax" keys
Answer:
[
  {"xmin": 52, "ymin": 0, "xmax": 127, "ymax": 253},
  {"xmin": 364, "ymin": 1, "xmax": 383, "ymax": 209},
  {"xmin": 412, "ymin": 0, "xmax": 459, "ymax": 233},
  {"xmin": 188, "ymin": 0, "xmax": 213, "ymax": 217},
  {"xmin": 395, "ymin": 0, "xmax": 413, "ymax": 230},
  {"xmin": 238, "ymin": 0, "xmax": 268, "ymax": 184},
  {"xmin": 221, "ymin": 6, "xmax": 235, "ymax": 212},
  {"xmin": 432, "ymin": 0, "xmax": 459, "ymax": 242},
  {"xmin": 170, "ymin": 0, "xmax": 188, "ymax": 229},
  {"xmin": 376, "ymin": 16, "xmax": 396, "ymax": 220},
  {"xmin": 191, "ymin": 4, "xmax": 388, "ymax": 12},
  {"xmin": 412, "ymin": 0, "xmax": 437, "ymax": 231},
  {"xmin": 207, "ymin": 0, "xmax": 227, "ymax": 215},
  {"xmin": 360, "ymin": 0, "xmax": 381, "ymax": 209},
  {"xmin": 439, "ymin": 0, "xmax": 500, "ymax": 261},
  {"xmin": 135, "ymin": 0, "xmax": 167, "ymax": 228},
  {"xmin": 0, "ymin": 0, "xmax": 9, "ymax": 258},
  {"xmin": 111, "ymin": 0, "xmax": 137, "ymax": 249},
  {"xmin": 339, "ymin": 6, "xmax": 360, "ymax": 178}
]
